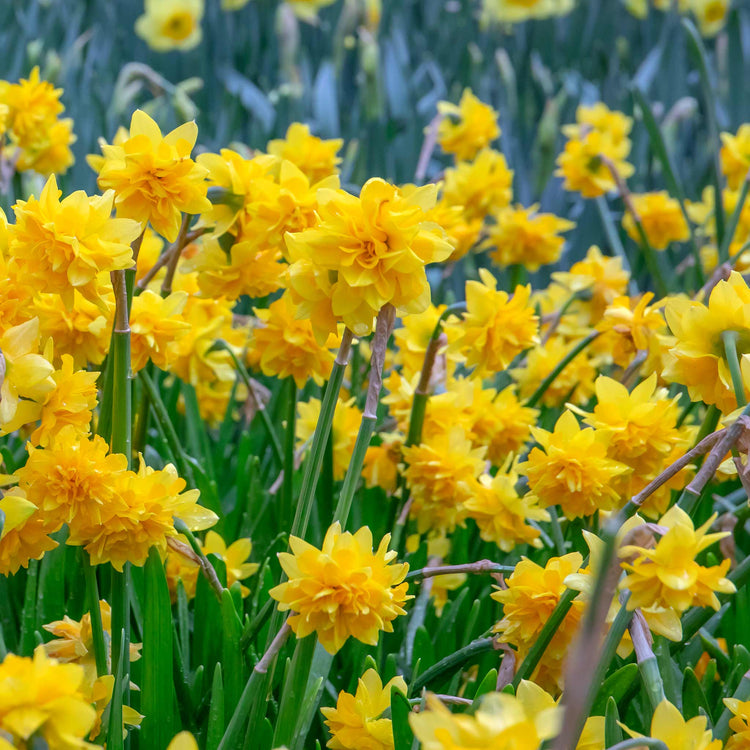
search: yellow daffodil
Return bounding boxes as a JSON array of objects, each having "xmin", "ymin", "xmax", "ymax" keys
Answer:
[
  {"xmin": 135, "ymin": 0, "xmax": 204, "ymax": 52},
  {"xmin": 518, "ymin": 410, "xmax": 630, "ymax": 519},
  {"xmin": 268, "ymin": 122, "xmax": 343, "ymax": 183},
  {"xmin": 321, "ymin": 668, "xmax": 407, "ymax": 750},
  {"xmin": 0, "ymin": 487, "xmax": 57, "ymax": 575},
  {"xmin": 622, "ymin": 191, "xmax": 690, "ymax": 250},
  {"xmin": 437, "ymin": 89, "xmax": 500, "ymax": 162},
  {"xmin": 130, "ymin": 289, "xmax": 191, "ymax": 373},
  {"xmin": 97, "ymin": 109, "xmax": 210, "ymax": 242},
  {"xmin": 270, "ymin": 522, "xmax": 411, "ymax": 654},
  {"xmin": 623, "ymin": 700, "xmax": 722, "ymax": 750},
  {"xmin": 481, "ymin": 0, "xmax": 575, "ymax": 24},
  {"xmin": 202, "ymin": 530, "xmax": 259, "ymax": 597}
]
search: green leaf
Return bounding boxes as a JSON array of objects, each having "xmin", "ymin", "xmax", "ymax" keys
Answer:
[
  {"xmin": 592, "ymin": 663, "xmax": 640, "ymax": 715},
  {"xmin": 413, "ymin": 626, "xmax": 436, "ymax": 671},
  {"xmin": 391, "ymin": 685, "xmax": 414, "ymax": 750},
  {"xmin": 682, "ymin": 667, "xmax": 711, "ymax": 721},
  {"xmin": 141, "ymin": 548, "xmax": 177, "ymax": 749},
  {"xmin": 604, "ymin": 696, "xmax": 623, "ymax": 747},
  {"xmin": 471, "ymin": 668, "xmax": 498, "ymax": 705},
  {"xmin": 221, "ymin": 589, "xmax": 244, "ymax": 726},
  {"xmin": 207, "ymin": 663, "xmax": 225, "ymax": 750}
]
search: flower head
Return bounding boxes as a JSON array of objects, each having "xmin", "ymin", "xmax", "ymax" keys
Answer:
[
  {"xmin": 0, "ymin": 488, "xmax": 57, "ymax": 575},
  {"xmin": 268, "ymin": 123, "xmax": 342, "ymax": 184},
  {"xmin": 485, "ymin": 205, "xmax": 574, "ymax": 271},
  {"xmin": 0, "ymin": 647, "xmax": 96, "ymax": 749},
  {"xmin": 450, "ymin": 269, "xmax": 539, "ymax": 378},
  {"xmin": 96, "ymin": 110, "xmax": 210, "ymax": 242},
  {"xmin": 622, "ymin": 191, "xmax": 690, "ymax": 250},
  {"xmin": 493, "ymin": 553, "xmax": 585, "ymax": 693},
  {"xmin": 270, "ymin": 522, "xmax": 411, "ymax": 654},
  {"xmin": 437, "ymin": 89, "xmax": 500, "ymax": 162},
  {"xmin": 130, "ymin": 289, "xmax": 190, "ymax": 373},
  {"xmin": 620, "ymin": 505, "xmax": 735, "ymax": 616},
  {"xmin": 410, "ymin": 682, "xmax": 561, "ymax": 747},
  {"xmin": 202, "ymin": 530, "xmax": 259, "ymax": 597},
  {"xmin": 481, "ymin": 0, "xmax": 575, "ymax": 23},
  {"xmin": 518, "ymin": 410, "xmax": 630, "ymax": 519},
  {"xmin": 285, "ymin": 179, "xmax": 452, "ymax": 338},
  {"xmin": 321, "ymin": 668, "xmax": 407, "ymax": 750},
  {"xmin": 624, "ymin": 700, "xmax": 721, "ymax": 750},
  {"xmin": 10, "ymin": 176, "xmax": 140, "ymax": 308},
  {"xmin": 721, "ymin": 124, "xmax": 750, "ymax": 190},
  {"xmin": 135, "ymin": 0, "xmax": 204, "ymax": 52}
]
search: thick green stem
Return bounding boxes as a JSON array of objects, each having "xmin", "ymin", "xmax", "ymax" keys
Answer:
[
  {"xmin": 410, "ymin": 637, "xmax": 495, "ymax": 695},
  {"xmin": 282, "ymin": 379, "xmax": 297, "ymax": 530},
  {"xmin": 722, "ymin": 330, "xmax": 747, "ymax": 407},
  {"xmin": 333, "ymin": 416, "xmax": 376, "ymax": 525},
  {"xmin": 83, "ymin": 554, "xmax": 108, "ymax": 678},
  {"xmin": 290, "ymin": 328, "xmax": 354, "ymax": 541},
  {"xmin": 719, "ymin": 174, "xmax": 750, "ymax": 264},
  {"xmin": 525, "ymin": 332, "xmax": 600, "ymax": 408},
  {"xmin": 110, "ymin": 270, "xmax": 132, "ymax": 461},
  {"xmin": 595, "ymin": 196, "xmax": 635, "ymax": 288}
]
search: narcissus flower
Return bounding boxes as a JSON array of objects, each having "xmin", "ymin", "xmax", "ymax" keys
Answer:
[
  {"xmin": 96, "ymin": 109, "xmax": 210, "ymax": 242},
  {"xmin": 429, "ymin": 573, "xmax": 468, "ymax": 616},
  {"xmin": 0, "ymin": 488, "xmax": 57, "ymax": 575},
  {"xmin": 623, "ymin": 700, "xmax": 722, "ymax": 750},
  {"xmin": 285, "ymin": 179, "xmax": 453, "ymax": 338},
  {"xmin": 401, "ymin": 425, "xmax": 487, "ymax": 534},
  {"xmin": 724, "ymin": 696, "xmax": 750, "ymax": 750},
  {"xmin": 10, "ymin": 176, "xmax": 140, "ymax": 308},
  {"xmin": 450, "ymin": 269, "xmax": 538, "ymax": 378},
  {"xmin": 0, "ymin": 318, "xmax": 55, "ymax": 435},
  {"xmin": 270, "ymin": 522, "xmax": 411, "ymax": 654},
  {"xmin": 620, "ymin": 505, "xmax": 735, "ymax": 615},
  {"xmin": 135, "ymin": 0, "xmax": 204, "ymax": 52},
  {"xmin": 721, "ymin": 124, "xmax": 750, "ymax": 190},
  {"xmin": 410, "ymin": 682, "xmax": 561, "ymax": 747},
  {"xmin": 493, "ymin": 553, "xmax": 585, "ymax": 693},
  {"xmin": 286, "ymin": 0, "xmax": 338, "ymax": 20},
  {"xmin": 297, "ymin": 397, "xmax": 363, "ymax": 480},
  {"xmin": 622, "ymin": 191, "xmax": 690, "ymax": 250},
  {"xmin": 442, "ymin": 148, "xmax": 513, "ymax": 222},
  {"xmin": 130, "ymin": 289, "xmax": 190, "ymax": 373},
  {"xmin": 0, "ymin": 647, "xmax": 96, "ymax": 749},
  {"xmin": 247, "ymin": 293, "xmax": 337, "ymax": 387},
  {"xmin": 268, "ymin": 123, "xmax": 343, "ymax": 183},
  {"xmin": 481, "ymin": 0, "xmax": 575, "ymax": 23},
  {"xmin": 321, "ymin": 668, "xmax": 407, "ymax": 750},
  {"xmin": 437, "ymin": 89, "xmax": 500, "ymax": 162},
  {"xmin": 518, "ymin": 410, "xmax": 630, "ymax": 519},
  {"xmin": 463, "ymin": 467, "xmax": 549, "ymax": 552},
  {"xmin": 485, "ymin": 204, "xmax": 574, "ymax": 271},
  {"xmin": 664, "ymin": 271, "xmax": 750, "ymax": 412},
  {"xmin": 202, "ymin": 530, "xmax": 259, "ymax": 597}
]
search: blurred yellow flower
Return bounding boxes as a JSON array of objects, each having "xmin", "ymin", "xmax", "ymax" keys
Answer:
[
  {"xmin": 450, "ymin": 269, "xmax": 539, "ymax": 378},
  {"xmin": 429, "ymin": 573, "xmax": 468, "ymax": 616},
  {"xmin": 411, "ymin": 682, "xmax": 560, "ymax": 746},
  {"xmin": 481, "ymin": 0, "xmax": 575, "ymax": 24},
  {"xmin": 268, "ymin": 122, "xmax": 343, "ymax": 183},
  {"xmin": 423, "ymin": 196, "xmax": 483, "ymax": 262},
  {"xmin": 622, "ymin": 191, "xmax": 689, "ymax": 250},
  {"xmin": 721, "ymin": 124, "xmax": 750, "ymax": 190},
  {"xmin": 724, "ymin": 696, "xmax": 750, "ymax": 750},
  {"xmin": 463, "ymin": 467, "xmax": 549, "ymax": 552},
  {"xmin": 202, "ymin": 530, "xmax": 259, "ymax": 597},
  {"xmin": 493, "ymin": 553, "xmax": 585, "ymax": 693},
  {"xmin": 691, "ymin": 0, "xmax": 730, "ymax": 37},
  {"xmin": 167, "ymin": 732, "xmax": 200, "ymax": 750},
  {"xmin": 297, "ymin": 397, "xmax": 362, "ymax": 480},
  {"xmin": 623, "ymin": 700, "xmax": 721, "ymax": 750},
  {"xmin": 286, "ymin": 0, "xmax": 338, "ymax": 21},
  {"xmin": 518, "ymin": 410, "xmax": 630, "ymax": 519},
  {"xmin": 663, "ymin": 271, "xmax": 750, "ymax": 412},
  {"xmin": 321, "ymin": 668, "xmax": 407, "ymax": 750},
  {"xmin": 437, "ymin": 89, "xmax": 500, "ymax": 162},
  {"xmin": 248, "ymin": 293, "xmax": 336, "ymax": 387},
  {"xmin": 485, "ymin": 204, "xmax": 574, "ymax": 271},
  {"xmin": 97, "ymin": 109, "xmax": 210, "ymax": 242},
  {"xmin": 620, "ymin": 505, "xmax": 735, "ymax": 617},
  {"xmin": 135, "ymin": 0, "xmax": 204, "ymax": 52},
  {"xmin": 442, "ymin": 148, "xmax": 513, "ymax": 222},
  {"xmin": 10, "ymin": 176, "xmax": 140, "ymax": 309},
  {"xmin": 0, "ymin": 647, "xmax": 96, "ymax": 749},
  {"xmin": 402, "ymin": 425, "xmax": 486, "ymax": 534},
  {"xmin": 270, "ymin": 522, "xmax": 411, "ymax": 654}
]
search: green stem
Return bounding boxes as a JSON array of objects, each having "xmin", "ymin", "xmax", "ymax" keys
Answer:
[
  {"xmin": 630, "ymin": 214, "xmax": 670, "ymax": 297},
  {"xmin": 212, "ymin": 341, "xmax": 284, "ymax": 466},
  {"xmin": 547, "ymin": 506, "xmax": 566, "ymax": 556},
  {"xmin": 410, "ymin": 637, "xmax": 495, "ymax": 695},
  {"xmin": 110, "ymin": 270, "xmax": 132, "ymax": 462},
  {"xmin": 639, "ymin": 656, "xmax": 666, "ymax": 710},
  {"xmin": 722, "ymin": 330, "xmax": 747, "ymax": 407},
  {"xmin": 595, "ymin": 196, "xmax": 635, "ymax": 288},
  {"xmin": 719, "ymin": 175, "xmax": 750, "ymax": 264},
  {"xmin": 283, "ymin": 378, "xmax": 297, "ymax": 531},
  {"xmin": 290, "ymin": 329, "xmax": 354, "ymax": 541},
  {"xmin": 512, "ymin": 587, "xmax": 579, "ymax": 687},
  {"xmin": 683, "ymin": 18, "xmax": 725, "ymax": 249},
  {"xmin": 19, "ymin": 558, "xmax": 39, "ymax": 656},
  {"xmin": 83, "ymin": 553, "xmax": 108, "ymax": 678},
  {"xmin": 525, "ymin": 331, "xmax": 600, "ymax": 408},
  {"xmin": 333, "ymin": 416, "xmax": 376, "ymax": 525}
]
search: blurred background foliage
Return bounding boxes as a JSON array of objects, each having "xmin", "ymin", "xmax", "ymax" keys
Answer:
[{"xmin": 2, "ymin": 0, "xmax": 750, "ymax": 273}]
